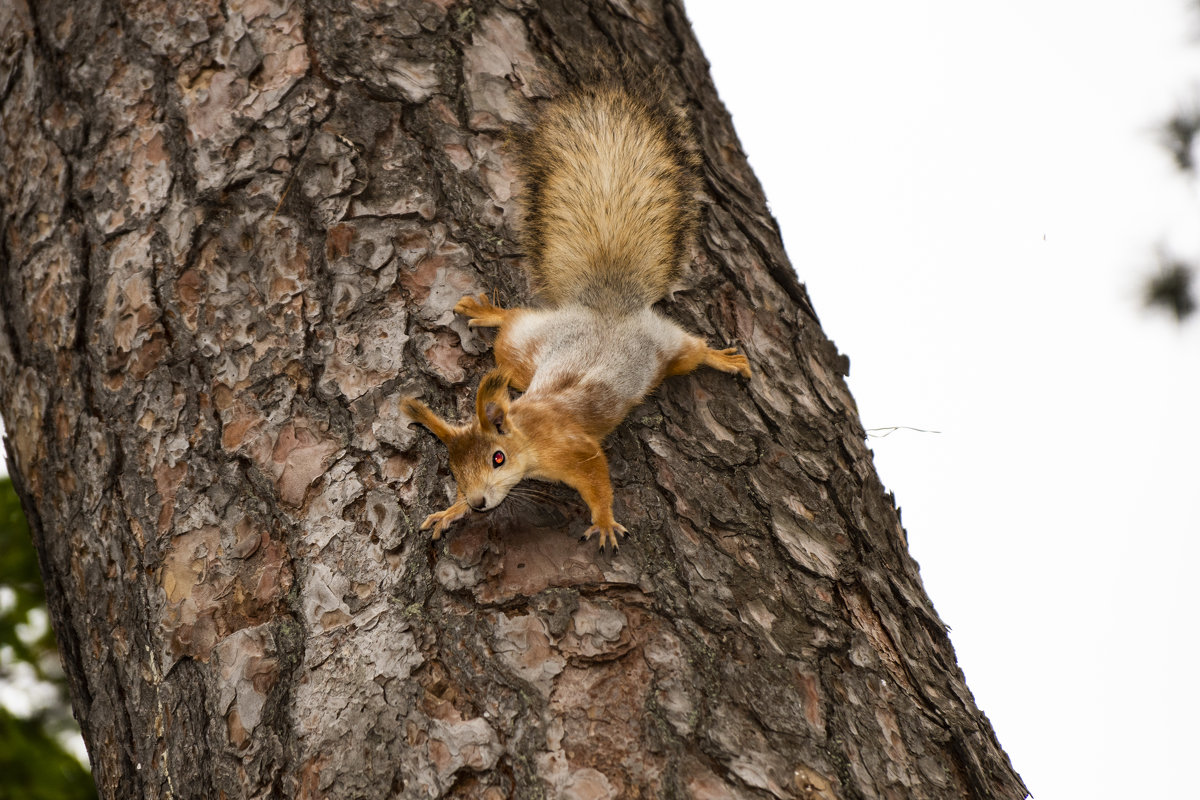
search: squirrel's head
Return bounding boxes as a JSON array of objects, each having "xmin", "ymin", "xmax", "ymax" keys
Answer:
[{"xmin": 402, "ymin": 370, "xmax": 530, "ymax": 513}]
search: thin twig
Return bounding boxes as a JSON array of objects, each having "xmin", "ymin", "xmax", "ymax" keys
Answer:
[{"xmin": 865, "ymin": 426, "xmax": 942, "ymax": 438}]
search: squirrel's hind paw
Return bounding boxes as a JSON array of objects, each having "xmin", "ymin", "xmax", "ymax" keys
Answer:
[
  {"xmin": 581, "ymin": 521, "xmax": 628, "ymax": 553},
  {"xmin": 454, "ymin": 293, "xmax": 507, "ymax": 327},
  {"xmin": 710, "ymin": 347, "xmax": 752, "ymax": 378}
]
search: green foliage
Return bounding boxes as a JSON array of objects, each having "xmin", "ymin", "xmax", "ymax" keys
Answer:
[
  {"xmin": 1160, "ymin": 108, "xmax": 1200, "ymax": 173},
  {"xmin": 0, "ymin": 476, "xmax": 54, "ymax": 674},
  {"xmin": 1151, "ymin": 28, "xmax": 1200, "ymax": 322},
  {"xmin": 0, "ymin": 477, "xmax": 97, "ymax": 800},
  {"xmin": 1145, "ymin": 258, "xmax": 1197, "ymax": 321},
  {"xmin": 0, "ymin": 707, "xmax": 96, "ymax": 800}
]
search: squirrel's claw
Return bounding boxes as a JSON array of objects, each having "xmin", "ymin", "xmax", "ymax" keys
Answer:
[
  {"xmin": 420, "ymin": 503, "xmax": 469, "ymax": 540},
  {"xmin": 454, "ymin": 293, "xmax": 507, "ymax": 328},
  {"xmin": 452, "ymin": 292, "xmax": 488, "ymax": 311},
  {"xmin": 710, "ymin": 347, "xmax": 751, "ymax": 378},
  {"xmin": 582, "ymin": 521, "xmax": 628, "ymax": 553}
]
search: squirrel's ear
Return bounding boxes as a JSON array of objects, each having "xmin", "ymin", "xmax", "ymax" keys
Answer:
[
  {"xmin": 475, "ymin": 370, "xmax": 511, "ymax": 434},
  {"xmin": 401, "ymin": 397, "xmax": 456, "ymax": 444}
]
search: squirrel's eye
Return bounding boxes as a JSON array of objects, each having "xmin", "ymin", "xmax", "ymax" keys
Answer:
[{"xmin": 492, "ymin": 450, "xmax": 505, "ymax": 468}]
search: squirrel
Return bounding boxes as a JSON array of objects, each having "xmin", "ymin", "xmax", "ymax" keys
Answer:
[{"xmin": 402, "ymin": 86, "xmax": 751, "ymax": 551}]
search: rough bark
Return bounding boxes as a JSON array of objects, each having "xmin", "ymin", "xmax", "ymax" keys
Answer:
[{"xmin": 0, "ymin": 1, "xmax": 1027, "ymax": 798}]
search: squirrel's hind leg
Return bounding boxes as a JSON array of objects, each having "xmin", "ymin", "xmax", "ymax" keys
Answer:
[
  {"xmin": 702, "ymin": 346, "xmax": 751, "ymax": 378},
  {"xmin": 454, "ymin": 293, "xmax": 536, "ymax": 389},
  {"xmin": 665, "ymin": 335, "xmax": 752, "ymax": 379}
]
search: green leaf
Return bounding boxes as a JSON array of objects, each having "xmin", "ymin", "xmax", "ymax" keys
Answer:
[{"xmin": 0, "ymin": 478, "xmax": 96, "ymax": 799}]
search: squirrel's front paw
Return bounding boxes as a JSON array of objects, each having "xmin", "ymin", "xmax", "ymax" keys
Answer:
[
  {"xmin": 454, "ymin": 293, "xmax": 506, "ymax": 327},
  {"xmin": 581, "ymin": 521, "xmax": 628, "ymax": 553},
  {"xmin": 420, "ymin": 503, "xmax": 469, "ymax": 540}
]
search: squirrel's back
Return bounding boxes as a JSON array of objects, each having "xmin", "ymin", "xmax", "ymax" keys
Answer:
[{"xmin": 518, "ymin": 87, "xmax": 700, "ymax": 314}]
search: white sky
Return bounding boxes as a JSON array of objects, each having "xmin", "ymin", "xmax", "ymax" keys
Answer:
[{"xmin": 686, "ymin": 1, "xmax": 1200, "ymax": 798}]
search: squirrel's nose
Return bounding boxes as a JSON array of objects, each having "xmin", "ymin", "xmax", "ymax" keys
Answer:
[{"xmin": 468, "ymin": 494, "xmax": 487, "ymax": 511}]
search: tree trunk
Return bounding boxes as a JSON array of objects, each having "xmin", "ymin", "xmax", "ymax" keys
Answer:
[{"xmin": 0, "ymin": 0, "xmax": 1026, "ymax": 798}]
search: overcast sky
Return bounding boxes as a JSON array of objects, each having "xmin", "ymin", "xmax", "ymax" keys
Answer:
[{"xmin": 685, "ymin": 1, "xmax": 1200, "ymax": 798}]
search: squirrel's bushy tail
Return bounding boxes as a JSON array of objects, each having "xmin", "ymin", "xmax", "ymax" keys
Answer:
[{"xmin": 517, "ymin": 86, "xmax": 700, "ymax": 313}]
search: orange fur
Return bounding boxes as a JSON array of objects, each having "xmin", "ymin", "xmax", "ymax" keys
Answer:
[{"xmin": 402, "ymin": 88, "xmax": 750, "ymax": 552}]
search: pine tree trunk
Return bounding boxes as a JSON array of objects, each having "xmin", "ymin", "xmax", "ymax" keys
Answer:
[{"xmin": 0, "ymin": 1, "xmax": 1026, "ymax": 798}]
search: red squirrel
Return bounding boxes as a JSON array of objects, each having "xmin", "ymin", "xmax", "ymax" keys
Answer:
[{"xmin": 402, "ymin": 86, "xmax": 750, "ymax": 551}]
